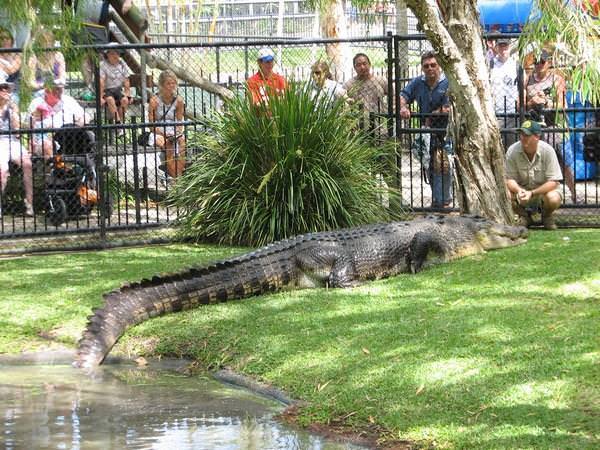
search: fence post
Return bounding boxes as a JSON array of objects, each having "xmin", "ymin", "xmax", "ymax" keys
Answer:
[
  {"xmin": 93, "ymin": 53, "xmax": 107, "ymax": 242},
  {"xmin": 216, "ymin": 47, "xmax": 221, "ymax": 83},
  {"xmin": 130, "ymin": 116, "xmax": 142, "ymax": 226},
  {"xmin": 393, "ymin": 33, "xmax": 402, "ymax": 190},
  {"xmin": 244, "ymin": 38, "xmax": 249, "ymax": 80},
  {"xmin": 386, "ymin": 31, "xmax": 394, "ymax": 140}
]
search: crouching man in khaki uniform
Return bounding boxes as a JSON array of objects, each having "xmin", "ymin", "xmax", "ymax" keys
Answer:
[{"xmin": 505, "ymin": 120, "xmax": 563, "ymax": 230}]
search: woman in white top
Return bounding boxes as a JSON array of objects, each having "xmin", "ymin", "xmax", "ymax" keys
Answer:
[
  {"xmin": 148, "ymin": 70, "xmax": 186, "ymax": 179},
  {"xmin": 310, "ymin": 61, "xmax": 347, "ymax": 102},
  {"xmin": 0, "ymin": 29, "xmax": 22, "ymax": 103}
]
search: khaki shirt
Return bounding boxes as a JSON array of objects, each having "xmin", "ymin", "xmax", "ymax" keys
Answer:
[{"xmin": 505, "ymin": 140, "xmax": 563, "ymax": 190}]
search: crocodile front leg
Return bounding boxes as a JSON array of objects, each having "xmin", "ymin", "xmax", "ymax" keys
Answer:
[
  {"xmin": 407, "ymin": 231, "xmax": 449, "ymax": 273},
  {"xmin": 294, "ymin": 245, "xmax": 358, "ymax": 288},
  {"xmin": 328, "ymin": 254, "xmax": 358, "ymax": 288}
]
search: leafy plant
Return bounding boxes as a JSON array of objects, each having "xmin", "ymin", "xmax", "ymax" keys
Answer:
[{"xmin": 169, "ymin": 82, "xmax": 401, "ymax": 246}]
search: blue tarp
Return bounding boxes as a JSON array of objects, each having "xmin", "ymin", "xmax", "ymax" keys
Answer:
[
  {"xmin": 479, "ymin": 0, "xmax": 534, "ymax": 32},
  {"xmin": 562, "ymin": 92, "xmax": 598, "ymax": 180}
]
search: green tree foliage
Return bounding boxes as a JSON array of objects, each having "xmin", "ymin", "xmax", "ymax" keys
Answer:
[
  {"xmin": 520, "ymin": 0, "xmax": 600, "ymax": 105},
  {"xmin": 169, "ymin": 84, "xmax": 400, "ymax": 246}
]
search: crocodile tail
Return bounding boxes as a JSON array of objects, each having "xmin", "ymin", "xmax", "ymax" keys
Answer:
[{"xmin": 74, "ymin": 251, "xmax": 298, "ymax": 369}]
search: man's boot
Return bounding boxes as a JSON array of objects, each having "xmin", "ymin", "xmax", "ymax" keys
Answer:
[{"xmin": 542, "ymin": 212, "xmax": 558, "ymax": 230}]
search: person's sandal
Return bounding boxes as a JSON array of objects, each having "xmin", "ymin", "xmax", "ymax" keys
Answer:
[{"xmin": 24, "ymin": 201, "xmax": 34, "ymax": 217}]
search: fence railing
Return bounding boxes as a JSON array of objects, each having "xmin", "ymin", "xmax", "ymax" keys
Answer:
[{"xmin": 0, "ymin": 34, "xmax": 598, "ymax": 251}]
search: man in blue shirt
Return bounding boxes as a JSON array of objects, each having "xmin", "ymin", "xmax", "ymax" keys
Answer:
[{"xmin": 400, "ymin": 50, "xmax": 453, "ymax": 208}]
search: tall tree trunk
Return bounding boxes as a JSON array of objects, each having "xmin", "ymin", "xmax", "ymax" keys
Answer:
[
  {"xmin": 405, "ymin": 0, "xmax": 513, "ymax": 223},
  {"xmin": 320, "ymin": 0, "xmax": 352, "ymax": 80}
]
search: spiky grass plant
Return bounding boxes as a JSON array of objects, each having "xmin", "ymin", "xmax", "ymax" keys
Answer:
[{"xmin": 170, "ymin": 83, "xmax": 400, "ymax": 246}]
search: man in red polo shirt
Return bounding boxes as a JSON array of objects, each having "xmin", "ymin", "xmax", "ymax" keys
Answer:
[{"xmin": 246, "ymin": 48, "xmax": 287, "ymax": 105}]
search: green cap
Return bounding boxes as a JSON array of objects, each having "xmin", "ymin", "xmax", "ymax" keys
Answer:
[{"xmin": 519, "ymin": 120, "xmax": 543, "ymax": 136}]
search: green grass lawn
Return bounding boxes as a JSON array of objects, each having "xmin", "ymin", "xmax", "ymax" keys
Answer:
[{"xmin": 1, "ymin": 229, "xmax": 599, "ymax": 449}]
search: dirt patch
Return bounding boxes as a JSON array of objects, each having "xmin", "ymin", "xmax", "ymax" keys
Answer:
[{"xmin": 277, "ymin": 404, "xmax": 415, "ymax": 450}]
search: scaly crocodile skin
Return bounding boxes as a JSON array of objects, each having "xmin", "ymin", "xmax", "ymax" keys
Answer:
[{"xmin": 74, "ymin": 215, "xmax": 528, "ymax": 369}]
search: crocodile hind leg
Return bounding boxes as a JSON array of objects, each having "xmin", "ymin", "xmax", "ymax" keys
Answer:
[{"xmin": 407, "ymin": 231, "xmax": 449, "ymax": 273}]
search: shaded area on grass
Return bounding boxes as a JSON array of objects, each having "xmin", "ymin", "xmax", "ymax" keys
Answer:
[{"xmin": 1, "ymin": 229, "xmax": 598, "ymax": 448}]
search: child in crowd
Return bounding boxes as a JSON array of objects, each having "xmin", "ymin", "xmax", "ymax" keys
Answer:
[
  {"xmin": 28, "ymin": 29, "xmax": 66, "ymax": 97},
  {"xmin": 99, "ymin": 43, "xmax": 131, "ymax": 136}
]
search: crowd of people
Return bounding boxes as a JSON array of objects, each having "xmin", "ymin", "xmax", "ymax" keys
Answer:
[
  {"xmin": 0, "ymin": 27, "xmax": 585, "ymax": 229},
  {"xmin": 0, "ymin": 25, "xmax": 191, "ymax": 216}
]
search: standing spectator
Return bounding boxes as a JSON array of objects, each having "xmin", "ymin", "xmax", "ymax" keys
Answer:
[
  {"xmin": 525, "ymin": 48, "xmax": 577, "ymax": 203},
  {"xmin": 343, "ymin": 53, "xmax": 389, "ymax": 137},
  {"xmin": 399, "ymin": 50, "xmax": 453, "ymax": 208},
  {"xmin": 27, "ymin": 79, "xmax": 85, "ymax": 160},
  {"xmin": 309, "ymin": 60, "xmax": 346, "ymax": 102},
  {"xmin": 99, "ymin": 43, "xmax": 131, "ymax": 137},
  {"xmin": 148, "ymin": 69, "xmax": 186, "ymax": 180},
  {"xmin": 490, "ymin": 38, "xmax": 520, "ymax": 148},
  {"xmin": 505, "ymin": 120, "xmax": 563, "ymax": 230},
  {"xmin": 246, "ymin": 47, "xmax": 287, "ymax": 105},
  {"xmin": 28, "ymin": 29, "xmax": 66, "ymax": 97},
  {"xmin": 344, "ymin": 53, "xmax": 390, "ymax": 206},
  {"xmin": 0, "ymin": 75, "xmax": 33, "ymax": 216},
  {"xmin": 0, "ymin": 28, "xmax": 22, "ymax": 102}
]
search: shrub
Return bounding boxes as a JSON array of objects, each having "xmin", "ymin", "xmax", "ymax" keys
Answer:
[{"xmin": 169, "ymin": 82, "xmax": 401, "ymax": 246}]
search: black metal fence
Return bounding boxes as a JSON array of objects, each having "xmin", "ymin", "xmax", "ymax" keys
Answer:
[{"xmin": 0, "ymin": 34, "xmax": 598, "ymax": 251}]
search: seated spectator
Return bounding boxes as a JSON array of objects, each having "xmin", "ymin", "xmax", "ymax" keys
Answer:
[
  {"xmin": 0, "ymin": 75, "xmax": 33, "ymax": 216},
  {"xmin": 28, "ymin": 29, "xmax": 66, "ymax": 97},
  {"xmin": 99, "ymin": 43, "xmax": 131, "ymax": 136},
  {"xmin": 246, "ymin": 48, "xmax": 287, "ymax": 105},
  {"xmin": 0, "ymin": 28, "xmax": 22, "ymax": 102},
  {"xmin": 27, "ymin": 79, "xmax": 85, "ymax": 160},
  {"xmin": 505, "ymin": 120, "xmax": 563, "ymax": 230},
  {"xmin": 309, "ymin": 61, "xmax": 347, "ymax": 102},
  {"xmin": 148, "ymin": 69, "xmax": 185, "ymax": 180}
]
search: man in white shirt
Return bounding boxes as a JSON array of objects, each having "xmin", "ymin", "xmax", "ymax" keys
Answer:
[
  {"xmin": 490, "ymin": 38, "xmax": 520, "ymax": 148},
  {"xmin": 27, "ymin": 79, "xmax": 86, "ymax": 159}
]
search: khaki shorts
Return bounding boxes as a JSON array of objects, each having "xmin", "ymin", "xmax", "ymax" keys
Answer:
[{"xmin": 512, "ymin": 190, "xmax": 563, "ymax": 212}]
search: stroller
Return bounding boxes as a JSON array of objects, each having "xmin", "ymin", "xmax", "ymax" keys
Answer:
[{"xmin": 45, "ymin": 126, "xmax": 100, "ymax": 226}]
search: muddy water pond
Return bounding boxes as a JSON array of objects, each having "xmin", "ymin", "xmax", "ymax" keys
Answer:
[{"xmin": 0, "ymin": 360, "xmax": 364, "ymax": 449}]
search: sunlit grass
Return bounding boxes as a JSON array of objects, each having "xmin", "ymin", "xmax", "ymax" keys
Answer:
[{"xmin": 0, "ymin": 228, "xmax": 599, "ymax": 448}]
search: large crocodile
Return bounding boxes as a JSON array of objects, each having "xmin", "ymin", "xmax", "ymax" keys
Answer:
[{"xmin": 74, "ymin": 215, "xmax": 528, "ymax": 369}]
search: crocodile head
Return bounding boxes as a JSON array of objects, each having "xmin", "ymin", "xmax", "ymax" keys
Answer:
[
  {"xmin": 441, "ymin": 215, "xmax": 528, "ymax": 251},
  {"xmin": 421, "ymin": 215, "xmax": 528, "ymax": 260}
]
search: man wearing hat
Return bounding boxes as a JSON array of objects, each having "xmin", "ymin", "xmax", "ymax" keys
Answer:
[
  {"xmin": 0, "ymin": 73, "xmax": 34, "ymax": 216},
  {"xmin": 246, "ymin": 47, "xmax": 287, "ymax": 105},
  {"xmin": 490, "ymin": 37, "xmax": 519, "ymax": 148},
  {"xmin": 27, "ymin": 78, "xmax": 86, "ymax": 160},
  {"xmin": 505, "ymin": 120, "xmax": 563, "ymax": 229}
]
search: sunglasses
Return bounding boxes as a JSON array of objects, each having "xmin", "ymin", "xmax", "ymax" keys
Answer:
[
  {"xmin": 423, "ymin": 63, "xmax": 438, "ymax": 69},
  {"xmin": 312, "ymin": 71, "xmax": 322, "ymax": 75}
]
